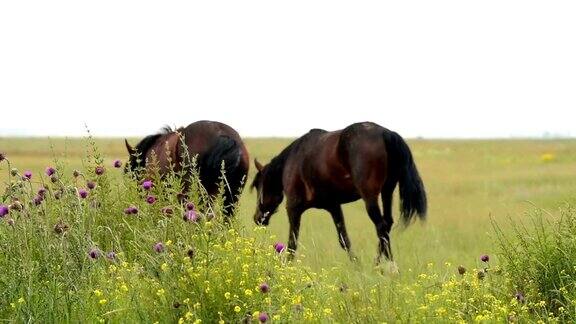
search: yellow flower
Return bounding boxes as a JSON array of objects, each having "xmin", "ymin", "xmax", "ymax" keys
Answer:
[
  {"xmin": 161, "ymin": 263, "xmax": 169, "ymax": 272},
  {"xmin": 183, "ymin": 298, "xmax": 190, "ymax": 304},
  {"xmin": 218, "ymin": 321, "xmax": 224, "ymax": 324},
  {"xmin": 244, "ymin": 289, "xmax": 253, "ymax": 297},
  {"xmin": 193, "ymin": 320, "xmax": 202, "ymax": 324},
  {"xmin": 185, "ymin": 312, "xmax": 193, "ymax": 320},
  {"xmin": 99, "ymin": 299, "xmax": 107, "ymax": 305},
  {"xmin": 17, "ymin": 297, "xmax": 25, "ymax": 304},
  {"xmin": 273, "ymin": 315, "xmax": 280, "ymax": 321},
  {"xmin": 541, "ymin": 153, "xmax": 555, "ymax": 162},
  {"xmin": 323, "ymin": 308, "xmax": 332, "ymax": 316},
  {"xmin": 120, "ymin": 284, "xmax": 128, "ymax": 292},
  {"xmin": 94, "ymin": 289, "xmax": 103, "ymax": 297},
  {"xmin": 234, "ymin": 306, "xmax": 241, "ymax": 313},
  {"xmin": 157, "ymin": 289, "xmax": 165, "ymax": 296},
  {"xmin": 166, "ymin": 240, "xmax": 173, "ymax": 246},
  {"xmin": 178, "ymin": 318, "xmax": 184, "ymax": 324},
  {"xmin": 224, "ymin": 292, "xmax": 231, "ymax": 299}
]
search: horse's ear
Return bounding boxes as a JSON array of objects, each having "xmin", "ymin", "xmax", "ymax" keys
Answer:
[
  {"xmin": 125, "ymin": 139, "xmax": 136, "ymax": 156},
  {"xmin": 254, "ymin": 158, "xmax": 263, "ymax": 172}
]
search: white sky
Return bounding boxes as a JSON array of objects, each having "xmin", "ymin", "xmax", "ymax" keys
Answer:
[{"xmin": 1, "ymin": 1, "xmax": 575, "ymax": 138}]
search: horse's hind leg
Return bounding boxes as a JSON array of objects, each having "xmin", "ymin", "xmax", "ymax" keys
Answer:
[
  {"xmin": 380, "ymin": 181, "xmax": 397, "ymax": 260},
  {"xmin": 364, "ymin": 196, "xmax": 391, "ymax": 263},
  {"xmin": 327, "ymin": 205, "xmax": 356, "ymax": 261}
]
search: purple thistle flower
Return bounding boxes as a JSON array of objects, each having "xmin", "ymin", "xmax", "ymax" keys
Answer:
[
  {"xmin": 87, "ymin": 181, "xmax": 96, "ymax": 190},
  {"xmin": 146, "ymin": 195, "xmax": 156, "ymax": 204},
  {"xmin": 154, "ymin": 242, "xmax": 165, "ymax": 253},
  {"xmin": 38, "ymin": 187, "xmax": 47, "ymax": 197},
  {"xmin": 23, "ymin": 170, "xmax": 32, "ymax": 180},
  {"xmin": 50, "ymin": 174, "xmax": 59, "ymax": 183},
  {"xmin": 142, "ymin": 180, "xmax": 153, "ymax": 190},
  {"xmin": 95, "ymin": 166, "xmax": 105, "ymax": 176},
  {"xmin": 184, "ymin": 210, "xmax": 198, "ymax": 222},
  {"xmin": 73, "ymin": 170, "xmax": 80, "ymax": 178},
  {"xmin": 186, "ymin": 202, "xmax": 195, "ymax": 211},
  {"xmin": 78, "ymin": 188, "xmax": 89, "ymax": 199},
  {"xmin": 0, "ymin": 152, "xmax": 5, "ymax": 162},
  {"xmin": 480, "ymin": 254, "xmax": 490, "ymax": 263},
  {"xmin": 515, "ymin": 292, "xmax": 525, "ymax": 303},
  {"xmin": 258, "ymin": 312, "xmax": 269, "ymax": 323},
  {"xmin": 0, "ymin": 204, "xmax": 9, "ymax": 217},
  {"xmin": 106, "ymin": 251, "xmax": 116, "ymax": 261},
  {"xmin": 124, "ymin": 206, "xmax": 138, "ymax": 215},
  {"xmin": 259, "ymin": 282, "xmax": 270, "ymax": 293},
  {"xmin": 88, "ymin": 248, "xmax": 101, "ymax": 259},
  {"xmin": 113, "ymin": 159, "xmax": 122, "ymax": 168},
  {"xmin": 33, "ymin": 195, "xmax": 43, "ymax": 206},
  {"xmin": 161, "ymin": 206, "xmax": 174, "ymax": 216},
  {"xmin": 45, "ymin": 166, "xmax": 56, "ymax": 176},
  {"xmin": 274, "ymin": 242, "xmax": 286, "ymax": 253}
]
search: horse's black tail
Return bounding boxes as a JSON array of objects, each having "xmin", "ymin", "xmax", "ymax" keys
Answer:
[
  {"xmin": 201, "ymin": 135, "xmax": 244, "ymax": 194},
  {"xmin": 383, "ymin": 131, "xmax": 427, "ymax": 224}
]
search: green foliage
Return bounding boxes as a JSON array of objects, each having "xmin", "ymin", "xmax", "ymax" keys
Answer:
[{"xmin": 494, "ymin": 207, "xmax": 576, "ymax": 321}]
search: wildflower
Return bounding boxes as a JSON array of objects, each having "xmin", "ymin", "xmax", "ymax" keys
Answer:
[
  {"xmin": 245, "ymin": 289, "xmax": 253, "ymax": 297},
  {"xmin": 95, "ymin": 166, "xmax": 105, "ymax": 176},
  {"xmin": 99, "ymin": 299, "xmax": 107, "ymax": 305},
  {"xmin": 73, "ymin": 170, "xmax": 80, "ymax": 178},
  {"xmin": 113, "ymin": 159, "xmax": 122, "ymax": 168},
  {"xmin": 154, "ymin": 242, "xmax": 165, "ymax": 253},
  {"xmin": 10, "ymin": 168, "xmax": 18, "ymax": 176},
  {"xmin": 234, "ymin": 306, "xmax": 241, "ymax": 313},
  {"xmin": 161, "ymin": 263, "xmax": 169, "ymax": 272},
  {"xmin": 187, "ymin": 248, "xmax": 195, "ymax": 258},
  {"xmin": 33, "ymin": 195, "xmax": 43, "ymax": 205},
  {"xmin": 54, "ymin": 220, "xmax": 69, "ymax": 234},
  {"xmin": 124, "ymin": 206, "xmax": 138, "ymax": 215},
  {"xmin": 541, "ymin": 153, "xmax": 555, "ymax": 162},
  {"xmin": 54, "ymin": 190, "xmax": 62, "ymax": 200},
  {"xmin": 45, "ymin": 166, "xmax": 56, "ymax": 176},
  {"xmin": 258, "ymin": 312, "xmax": 269, "ymax": 323},
  {"xmin": 87, "ymin": 181, "xmax": 96, "ymax": 190},
  {"xmin": 146, "ymin": 195, "xmax": 156, "ymax": 204},
  {"xmin": 184, "ymin": 210, "xmax": 198, "ymax": 222},
  {"xmin": 477, "ymin": 270, "xmax": 486, "ymax": 280},
  {"xmin": 38, "ymin": 187, "xmax": 47, "ymax": 197},
  {"xmin": 142, "ymin": 180, "xmax": 153, "ymax": 190},
  {"xmin": 0, "ymin": 152, "xmax": 5, "ymax": 162},
  {"xmin": 274, "ymin": 242, "xmax": 286, "ymax": 253},
  {"xmin": 106, "ymin": 251, "xmax": 116, "ymax": 261},
  {"xmin": 186, "ymin": 202, "xmax": 195, "ymax": 211},
  {"xmin": 259, "ymin": 282, "xmax": 270, "ymax": 293},
  {"xmin": 157, "ymin": 289, "xmax": 165, "ymax": 296},
  {"xmin": 480, "ymin": 254, "xmax": 489, "ymax": 262},
  {"xmin": 162, "ymin": 206, "xmax": 174, "ymax": 216},
  {"xmin": 78, "ymin": 189, "xmax": 89, "ymax": 199},
  {"xmin": 0, "ymin": 204, "xmax": 9, "ymax": 217},
  {"xmin": 173, "ymin": 301, "xmax": 181, "ymax": 309},
  {"xmin": 457, "ymin": 265, "xmax": 466, "ymax": 275},
  {"xmin": 9, "ymin": 201, "xmax": 22, "ymax": 211},
  {"xmin": 17, "ymin": 297, "xmax": 25, "ymax": 304},
  {"xmin": 515, "ymin": 292, "xmax": 525, "ymax": 303},
  {"xmin": 89, "ymin": 248, "xmax": 101, "ymax": 259},
  {"xmin": 23, "ymin": 170, "xmax": 32, "ymax": 180},
  {"xmin": 50, "ymin": 174, "xmax": 59, "ymax": 183},
  {"xmin": 224, "ymin": 292, "xmax": 231, "ymax": 299},
  {"xmin": 323, "ymin": 308, "xmax": 333, "ymax": 315}
]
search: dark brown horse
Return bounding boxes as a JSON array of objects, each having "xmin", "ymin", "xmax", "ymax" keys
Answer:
[
  {"xmin": 251, "ymin": 122, "xmax": 426, "ymax": 262},
  {"xmin": 125, "ymin": 120, "xmax": 250, "ymax": 217}
]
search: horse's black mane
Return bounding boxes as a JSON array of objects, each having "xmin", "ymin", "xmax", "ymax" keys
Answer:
[
  {"xmin": 129, "ymin": 126, "xmax": 175, "ymax": 170},
  {"xmin": 252, "ymin": 129, "xmax": 326, "ymax": 190}
]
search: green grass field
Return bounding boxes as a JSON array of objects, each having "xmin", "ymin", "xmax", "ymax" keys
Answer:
[
  {"xmin": 1, "ymin": 137, "xmax": 576, "ymax": 322},
  {"xmin": 2, "ymin": 137, "xmax": 575, "ymax": 269}
]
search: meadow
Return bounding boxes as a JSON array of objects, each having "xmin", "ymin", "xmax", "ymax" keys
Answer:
[{"xmin": 1, "ymin": 136, "xmax": 576, "ymax": 322}]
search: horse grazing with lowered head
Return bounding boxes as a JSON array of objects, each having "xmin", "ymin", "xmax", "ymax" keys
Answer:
[
  {"xmin": 125, "ymin": 120, "xmax": 250, "ymax": 218},
  {"xmin": 251, "ymin": 122, "xmax": 426, "ymax": 263}
]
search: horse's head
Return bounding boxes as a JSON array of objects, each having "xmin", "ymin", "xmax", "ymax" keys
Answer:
[
  {"xmin": 124, "ymin": 139, "xmax": 141, "ymax": 175},
  {"xmin": 251, "ymin": 158, "xmax": 284, "ymax": 226}
]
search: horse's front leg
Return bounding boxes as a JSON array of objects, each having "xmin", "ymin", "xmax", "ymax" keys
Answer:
[{"xmin": 286, "ymin": 205, "xmax": 304, "ymax": 261}]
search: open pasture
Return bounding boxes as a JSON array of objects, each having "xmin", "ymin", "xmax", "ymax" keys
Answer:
[{"xmin": 1, "ymin": 136, "xmax": 576, "ymax": 322}]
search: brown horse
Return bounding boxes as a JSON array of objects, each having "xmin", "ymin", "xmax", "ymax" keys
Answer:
[
  {"xmin": 125, "ymin": 120, "xmax": 250, "ymax": 217},
  {"xmin": 251, "ymin": 122, "xmax": 426, "ymax": 262}
]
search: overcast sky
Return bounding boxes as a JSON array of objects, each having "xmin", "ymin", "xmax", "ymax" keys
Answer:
[{"xmin": 1, "ymin": 1, "xmax": 575, "ymax": 138}]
